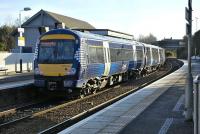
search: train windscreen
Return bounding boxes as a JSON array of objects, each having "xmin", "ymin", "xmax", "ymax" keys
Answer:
[{"xmin": 38, "ymin": 40, "xmax": 75, "ymax": 63}]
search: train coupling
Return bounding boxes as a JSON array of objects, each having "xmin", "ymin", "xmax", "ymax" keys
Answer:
[{"xmin": 48, "ymin": 82, "xmax": 57, "ymax": 91}]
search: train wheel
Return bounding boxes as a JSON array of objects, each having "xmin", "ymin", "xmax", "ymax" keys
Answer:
[
  {"xmin": 80, "ymin": 87, "xmax": 91, "ymax": 98},
  {"xmin": 80, "ymin": 94, "xmax": 85, "ymax": 98},
  {"xmin": 92, "ymin": 89, "xmax": 97, "ymax": 94},
  {"xmin": 80, "ymin": 89, "xmax": 87, "ymax": 98}
]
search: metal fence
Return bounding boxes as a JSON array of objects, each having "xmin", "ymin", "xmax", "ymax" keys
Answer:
[{"xmin": 194, "ymin": 74, "xmax": 200, "ymax": 134}]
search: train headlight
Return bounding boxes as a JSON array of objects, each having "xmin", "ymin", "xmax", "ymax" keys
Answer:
[
  {"xmin": 67, "ymin": 68, "xmax": 76, "ymax": 75},
  {"xmin": 34, "ymin": 68, "xmax": 43, "ymax": 75},
  {"xmin": 64, "ymin": 80, "xmax": 73, "ymax": 87}
]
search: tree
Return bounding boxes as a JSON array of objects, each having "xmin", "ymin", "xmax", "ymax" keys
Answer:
[
  {"xmin": 0, "ymin": 42, "xmax": 5, "ymax": 51},
  {"xmin": 177, "ymin": 31, "xmax": 200, "ymax": 59},
  {"xmin": 138, "ymin": 33, "xmax": 157, "ymax": 44},
  {"xmin": 177, "ymin": 35, "xmax": 188, "ymax": 59},
  {"xmin": 14, "ymin": 16, "xmax": 30, "ymax": 27},
  {"xmin": 0, "ymin": 25, "xmax": 16, "ymax": 51},
  {"xmin": 0, "ymin": 16, "xmax": 30, "ymax": 51},
  {"xmin": 193, "ymin": 30, "xmax": 200, "ymax": 56}
]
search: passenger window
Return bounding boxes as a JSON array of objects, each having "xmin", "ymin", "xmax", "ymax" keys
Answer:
[
  {"xmin": 87, "ymin": 40, "xmax": 104, "ymax": 64},
  {"xmin": 88, "ymin": 46, "xmax": 104, "ymax": 64}
]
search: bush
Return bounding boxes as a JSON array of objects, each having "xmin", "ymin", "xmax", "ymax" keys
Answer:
[{"xmin": 0, "ymin": 25, "xmax": 16, "ymax": 51}]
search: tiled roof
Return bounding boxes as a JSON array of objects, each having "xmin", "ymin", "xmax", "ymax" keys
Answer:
[
  {"xmin": 45, "ymin": 10, "xmax": 95, "ymax": 29},
  {"xmin": 21, "ymin": 9, "xmax": 95, "ymax": 29}
]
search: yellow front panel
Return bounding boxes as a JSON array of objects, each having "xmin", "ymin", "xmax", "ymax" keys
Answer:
[
  {"xmin": 41, "ymin": 34, "xmax": 75, "ymax": 40},
  {"xmin": 38, "ymin": 64, "xmax": 72, "ymax": 76}
]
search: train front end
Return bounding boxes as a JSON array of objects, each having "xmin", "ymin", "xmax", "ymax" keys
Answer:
[{"xmin": 34, "ymin": 29, "xmax": 80, "ymax": 91}]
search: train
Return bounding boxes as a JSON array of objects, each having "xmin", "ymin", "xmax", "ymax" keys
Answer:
[{"xmin": 34, "ymin": 29, "xmax": 165, "ymax": 97}]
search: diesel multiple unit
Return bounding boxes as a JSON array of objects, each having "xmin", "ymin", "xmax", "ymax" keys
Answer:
[{"xmin": 34, "ymin": 29, "xmax": 165, "ymax": 96}]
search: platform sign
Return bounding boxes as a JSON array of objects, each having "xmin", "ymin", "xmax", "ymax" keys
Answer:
[
  {"xmin": 185, "ymin": 7, "xmax": 190, "ymax": 22},
  {"xmin": 18, "ymin": 36, "xmax": 25, "ymax": 46},
  {"xmin": 18, "ymin": 28, "xmax": 24, "ymax": 33}
]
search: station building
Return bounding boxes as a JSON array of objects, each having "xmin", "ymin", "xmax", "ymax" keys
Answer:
[
  {"xmin": 153, "ymin": 38, "xmax": 185, "ymax": 58},
  {"xmin": 12, "ymin": 9, "xmax": 95, "ymax": 53}
]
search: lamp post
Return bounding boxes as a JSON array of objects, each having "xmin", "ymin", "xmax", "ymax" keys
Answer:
[
  {"xmin": 194, "ymin": 17, "xmax": 198, "ymax": 59},
  {"xmin": 18, "ymin": 7, "xmax": 31, "ymax": 73},
  {"xmin": 19, "ymin": 7, "xmax": 31, "ymax": 28},
  {"xmin": 185, "ymin": 0, "xmax": 193, "ymax": 121},
  {"xmin": 18, "ymin": 7, "xmax": 31, "ymax": 51},
  {"xmin": 195, "ymin": 17, "xmax": 198, "ymax": 31}
]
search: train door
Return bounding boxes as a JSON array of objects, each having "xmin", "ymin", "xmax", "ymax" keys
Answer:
[
  {"xmin": 141, "ymin": 45, "xmax": 145, "ymax": 68},
  {"xmin": 150, "ymin": 47, "xmax": 153, "ymax": 66},
  {"xmin": 140, "ymin": 43, "xmax": 146, "ymax": 69},
  {"xmin": 132, "ymin": 45, "xmax": 136, "ymax": 68},
  {"xmin": 158, "ymin": 49, "xmax": 161, "ymax": 64},
  {"xmin": 163, "ymin": 49, "xmax": 166, "ymax": 63},
  {"xmin": 103, "ymin": 41, "xmax": 111, "ymax": 76}
]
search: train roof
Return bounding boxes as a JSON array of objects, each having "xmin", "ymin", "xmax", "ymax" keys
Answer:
[
  {"xmin": 71, "ymin": 30, "xmax": 145, "ymax": 47},
  {"xmin": 72, "ymin": 29, "xmax": 134, "ymax": 40},
  {"xmin": 143, "ymin": 43, "xmax": 164, "ymax": 50},
  {"xmin": 40, "ymin": 29, "xmax": 163, "ymax": 49},
  {"xmin": 72, "ymin": 29, "xmax": 135, "ymax": 45}
]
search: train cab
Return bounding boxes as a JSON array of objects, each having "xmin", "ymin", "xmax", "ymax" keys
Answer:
[{"xmin": 34, "ymin": 29, "xmax": 80, "ymax": 91}]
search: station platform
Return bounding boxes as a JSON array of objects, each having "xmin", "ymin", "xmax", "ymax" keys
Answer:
[
  {"xmin": 0, "ymin": 71, "xmax": 33, "ymax": 90},
  {"xmin": 59, "ymin": 60, "xmax": 200, "ymax": 134},
  {"xmin": 0, "ymin": 80, "xmax": 33, "ymax": 90}
]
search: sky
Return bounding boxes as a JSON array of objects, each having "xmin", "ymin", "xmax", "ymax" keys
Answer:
[{"xmin": 0, "ymin": 0, "xmax": 200, "ymax": 40}]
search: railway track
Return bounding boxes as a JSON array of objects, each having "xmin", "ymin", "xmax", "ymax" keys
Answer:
[
  {"xmin": 0, "ymin": 97, "xmax": 72, "ymax": 127},
  {"xmin": 0, "ymin": 59, "xmax": 182, "ymax": 134}
]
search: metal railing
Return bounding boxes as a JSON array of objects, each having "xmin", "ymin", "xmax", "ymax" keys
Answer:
[{"xmin": 194, "ymin": 74, "xmax": 200, "ymax": 134}]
